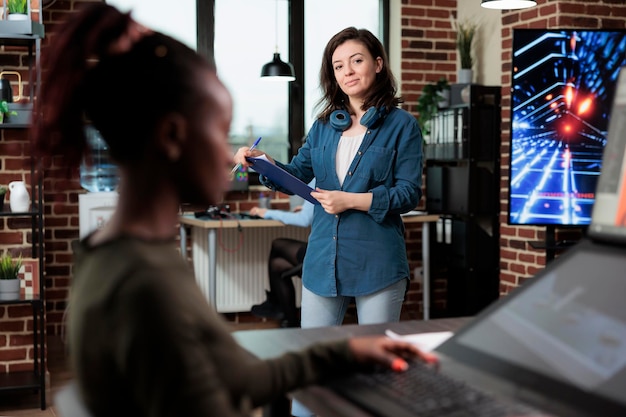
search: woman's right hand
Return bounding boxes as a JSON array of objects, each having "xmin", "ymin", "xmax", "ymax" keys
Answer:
[
  {"xmin": 348, "ymin": 336, "xmax": 438, "ymax": 372},
  {"xmin": 249, "ymin": 207, "xmax": 267, "ymax": 218},
  {"xmin": 233, "ymin": 147, "xmax": 274, "ymax": 169}
]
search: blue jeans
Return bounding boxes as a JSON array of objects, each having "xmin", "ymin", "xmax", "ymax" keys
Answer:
[{"xmin": 291, "ymin": 278, "xmax": 408, "ymax": 417}]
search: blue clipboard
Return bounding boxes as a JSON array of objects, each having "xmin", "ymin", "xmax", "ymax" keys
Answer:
[{"xmin": 245, "ymin": 156, "xmax": 320, "ymax": 205}]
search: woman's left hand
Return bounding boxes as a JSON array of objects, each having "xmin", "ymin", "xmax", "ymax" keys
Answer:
[{"xmin": 311, "ymin": 188, "xmax": 373, "ymax": 214}]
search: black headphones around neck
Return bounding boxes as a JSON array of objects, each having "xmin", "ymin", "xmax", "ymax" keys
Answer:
[{"xmin": 329, "ymin": 106, "xmax": 386, "ymax": 131}]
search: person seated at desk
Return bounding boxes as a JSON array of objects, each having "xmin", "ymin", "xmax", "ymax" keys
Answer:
[
  {"xmin": 249, "ymin": 181, "xmax": 315, "ymax": 328},
  {"xmin": 34, "ymin": 5, "xmax": 431, "ymax": 416}
]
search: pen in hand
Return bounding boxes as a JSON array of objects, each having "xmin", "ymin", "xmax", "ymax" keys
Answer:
[{"xmin": 231, "ymin": 136, "xmax": 262, "ymax": 175}]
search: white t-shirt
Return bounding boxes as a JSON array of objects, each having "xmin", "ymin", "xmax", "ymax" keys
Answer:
[{"xmin": 335, "ymin": 133, "xmax": 365, "ymax": 186}]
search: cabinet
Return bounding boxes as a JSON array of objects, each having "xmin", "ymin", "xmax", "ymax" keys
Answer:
[
  {"xmin": 0, "ymin": 16, "xmax": 46, "ymax": 410},
  {"xmin": 425, "ymin": 84, "xmax": 501, "ymax": 317}
]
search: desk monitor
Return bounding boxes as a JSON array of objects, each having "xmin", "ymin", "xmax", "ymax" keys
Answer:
[
  {"xmin": 229, "ymin": 164, "xmax": 249, "ymax": 192},
  {"xmin": 507, "ymin": 29, "xmax": 626, "ymax": 227}
]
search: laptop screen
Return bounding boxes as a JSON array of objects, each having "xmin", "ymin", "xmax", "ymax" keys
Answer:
[
  {"xmin": 437, "ymin": 241, "xmax": 626, "ymax": 414},
  {"xmin": 589, "ymin": 67, "xmax": 626, "ymax": 242}
]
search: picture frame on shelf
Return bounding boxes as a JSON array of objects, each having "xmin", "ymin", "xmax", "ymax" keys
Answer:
[{"xmin": 18, "ymin": 257, "xmax": 39, "ymax": 298}]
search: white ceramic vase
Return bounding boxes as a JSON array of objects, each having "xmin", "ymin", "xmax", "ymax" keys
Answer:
[{"xmin": 9, "ymin": 181, "xmax": 30, "ymax": 212}]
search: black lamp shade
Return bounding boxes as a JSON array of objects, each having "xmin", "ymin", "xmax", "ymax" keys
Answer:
[
  {"xmin": 261, "ymin": 52, "xmax": 296, "ymax": 81},
  {"xmin": 481, "ymin": 0, "xmax": 536, "ymax": 9}
]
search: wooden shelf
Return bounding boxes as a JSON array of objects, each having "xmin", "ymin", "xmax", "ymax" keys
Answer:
[{"xmin": 0, "ymin": 370, "xmax": 41, "ymax": 391}]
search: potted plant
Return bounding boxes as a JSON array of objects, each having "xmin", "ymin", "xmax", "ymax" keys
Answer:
[
  {"xmin": 7, "ymin": 0, "xmax": 28, "ymax": 20},
  {"xmin": 454, "ymin": 19, "xmax": 477, "ymax": 84},
  {"xmin": 416, "ymin": 77, "xmax": 450, "ymax": 137},
  {"xmin": 0, "ymin": 252, "xmax": 22, "ymax": 300},
  {"xmin": 0, "ymin": 100, "xmax": 17, "ymax": 124}
]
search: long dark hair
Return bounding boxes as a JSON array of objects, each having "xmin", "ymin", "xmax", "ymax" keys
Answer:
[
  {"xmin": 32, "ymin": 3, "xmax": 213, "ymax": 169},
  {"xmin": 316, "ymin": 27, "xmax": 402, "ymax": 121}
]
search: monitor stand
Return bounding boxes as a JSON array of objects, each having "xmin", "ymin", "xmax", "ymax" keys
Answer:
[{"xmin": 528, "ymin": 225, "xmax": 580, "ymax": 263}]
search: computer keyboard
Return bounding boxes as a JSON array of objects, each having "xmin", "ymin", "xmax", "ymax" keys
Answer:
[{"xmin": 331, "ymin": 360, "xmax": 544, "ymax": 417}]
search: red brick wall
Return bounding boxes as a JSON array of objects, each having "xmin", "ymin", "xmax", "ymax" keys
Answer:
[
  {"xmin": 400, "ymin": 0, "xmax": 458, "ymax": 111},
  {"xmin": 399, "ymin": 0, "xmax": 458, "ymax": 316},
  {"xmin": 497, "ymin": 1, "xmax": 626, "ymax": 295}
]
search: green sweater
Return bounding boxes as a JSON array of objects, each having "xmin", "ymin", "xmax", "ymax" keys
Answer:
[{"xmin": 68, "ymin": 236, "xmax": 357, "ymax": 417}]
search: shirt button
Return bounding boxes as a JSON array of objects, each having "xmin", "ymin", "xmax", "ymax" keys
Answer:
[
  {"xmin": 348, "ymin": 171, "xmax": 352, "ymax": 176},
  {"xmin": 333, "ymin": 236, "xmax": 337, "ymax": 240},
  {"xmin": 358, "ymin": 151, "xmax": 362, "ymax": 155},
  {"xmin": 335, "ymin": 214, "xmax": 339, "ymax": 218}
]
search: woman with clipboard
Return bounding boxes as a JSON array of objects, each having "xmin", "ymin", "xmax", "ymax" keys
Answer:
[{"xmin": 236, "ymin": 28, "xmax": 423, "ymax": 411}]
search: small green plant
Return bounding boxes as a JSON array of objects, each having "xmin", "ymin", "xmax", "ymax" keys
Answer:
[
  {"xmin": 0, "ymin": 253, "xmax": 22, "ymax": 280},
  {"xmin": 7, "ymin": 0, "xmax": 27, "ymax": 14},
  {"xmin": 416, "ymin": 78, "xmax": 449, "ymax": 137},
  {"xmin": 0, "ymin": 186, "xmax": 6, "ymax": 196},
  {"xmin": 0, "ymin": 100, "xmax": 17, "ymax": 123}
]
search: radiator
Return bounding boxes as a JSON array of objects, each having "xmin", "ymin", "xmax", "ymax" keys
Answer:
[{"xmin": 191, "ymin": 225, "xmax": 310, "ymax": 312}]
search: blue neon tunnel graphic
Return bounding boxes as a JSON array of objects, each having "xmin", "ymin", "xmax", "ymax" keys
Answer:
[{"xmin": 509, "ymin": 30, "xmax": 626, "ymax": 226}]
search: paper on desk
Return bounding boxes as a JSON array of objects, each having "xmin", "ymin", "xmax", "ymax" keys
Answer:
[
  {"xmin": 385, "ymin": 330, "xmax": 453, "ymax": 352},
  {"xmin": 401, "ymin": 210, "xmax": 427, "ymax": 216}
]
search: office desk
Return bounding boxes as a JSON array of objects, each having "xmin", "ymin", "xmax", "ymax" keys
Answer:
[
  {"xmin": 179, "ymin": 215, "xmax": 310, "ymax": 312},
  {"xmin": 180, "ymin": 213, "xmax": 439, "ymax": 317},
  {"xmin": 233, "ymin": 317, "xmax": 470, "ymax": 417},
  {"xmin": 401, "ymin": 213, "xmax": 440, "ymax": 319}
]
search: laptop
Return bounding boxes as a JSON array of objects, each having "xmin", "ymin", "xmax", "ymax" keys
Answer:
[{"xmin": 325, "ymin": 69, "xmax": 626, "ymax": 417}]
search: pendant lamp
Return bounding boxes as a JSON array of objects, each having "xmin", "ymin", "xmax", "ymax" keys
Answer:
[
  {"xmin": 260, "ymin": 0, "xmax": 295, "ymax": 82},
  {"xmin": 481, "ymin": 0, "xmax": 537, "ymax": 9}
]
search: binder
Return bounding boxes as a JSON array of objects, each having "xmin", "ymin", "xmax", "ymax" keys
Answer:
[{"xmin": 245, "ymin": 155, "xmax": 320, "ymax": 205}]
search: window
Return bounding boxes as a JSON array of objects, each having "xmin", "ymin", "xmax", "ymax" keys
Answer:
[
  {"xmin": 210, "ymin": 0, "xmax": 387, "ymax": 162},
  {"xmin": 106, "ymin": 0, "xmax": 197, "ymax": 49},
  {"xmin": 214, "ymin": 0, "xmax": 291, "ymax": 162}
]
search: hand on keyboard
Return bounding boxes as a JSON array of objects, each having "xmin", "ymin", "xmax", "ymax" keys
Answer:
[{"xmin": 348, "ymin": 335, "xmax": 439, "ymax": 373}]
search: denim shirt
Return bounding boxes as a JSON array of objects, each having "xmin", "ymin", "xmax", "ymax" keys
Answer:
[{"xmin": 261, "ymin": 107, "xmax": 423, "ymax": 297}]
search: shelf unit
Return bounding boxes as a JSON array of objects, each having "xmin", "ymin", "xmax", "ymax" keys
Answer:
[
  {"xmin": 0, "ymin": 16, "xmax": 46, "ymax": 410},
  {"xmin": 425, "ymin": 84, "xmax": 501, "ymax": 317}
]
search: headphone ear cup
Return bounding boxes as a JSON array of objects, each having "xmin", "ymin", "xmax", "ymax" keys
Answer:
[
  {"xmin": 330, "ymin": 109, "xmax": 352, "ymax": 131},
  {"xmin": 360, "ymin": 106, "xmax": 381, "ymax": 128}
]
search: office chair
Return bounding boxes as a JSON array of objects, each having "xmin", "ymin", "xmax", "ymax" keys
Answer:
[{"xmin": 280, "ymin": 263, "xmax": 302, "ymax": 280}]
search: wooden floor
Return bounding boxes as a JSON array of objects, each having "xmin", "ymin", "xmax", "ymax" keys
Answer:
[{"xmin": 0, "ymin": 316, "xmax": 282, "ymax": 416}]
